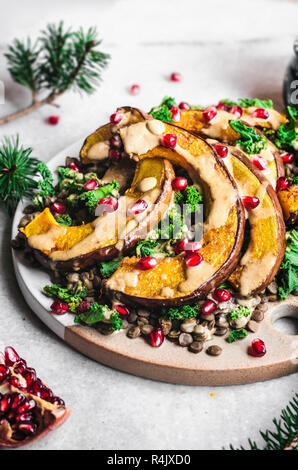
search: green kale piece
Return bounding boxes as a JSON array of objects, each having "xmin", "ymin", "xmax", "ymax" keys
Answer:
[
  {"xmin": 229, "ymin": 120, "xmax": 267, "ymax": 154},
  {"xmin": 183, "ymin": 185, "xmax": 203, "ymax": 215},
  {"xmin": 99, "ymin": 257, "xmax": 123, "ymax": 279},
  {"xmin": 238, "ymin": 98, "xmax": 273, "ymax": 109},
  {"xmin": 219, "ymin": 99, "xmax": 238, "ymax": 107},
  {"xmin": 78, "ymin": 180, "xmax": 119, "ymax": 213},
  {"xmin": 161, "ymin": 304, "xmax": 199, "ymax": 321},
  {"xmin": 278, "ymin": 229, "xmax": 298, "ymax": 300},
  {"xmin": 77, "ymin": 303, "xmax": 122, "ymax": 331},
  {"xmin": 56, "ymin": 214, "xmax": 72, "ymax": 226},
  {"xmin": 289, "ymin": 176, "xmax": 298, "ymax": 185},
  {"xmin": 149, "ymin": 96, "xmax": 176, "ymax": 123},
  {"xmin": 43, "ymin": 281, "xmax": 87, "ymax": 313},
  {"xmin": 228, "ymin": 305, "xmax": 251, "ymax": 321},
  {"xmin": 136, "ymin": 239, "xmax": 159, "ymax": 258},
  {"xmin": 34, "ymin": 162, "xmax": 55, "ymax": 207},
  {"xmin": 274, "ymin": 106, "xmax": 298, "ymax": 150},
  {"xmin": 227, "ymin": 328, "xmax": 247, "ymax": 343}
]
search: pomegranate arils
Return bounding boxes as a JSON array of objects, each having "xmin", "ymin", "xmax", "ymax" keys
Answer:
[
  {"xmin": 9, "ymin": 376, "xmax": 21, "ymax": 388},
  {"xmin": 50, "ymin": 300, "xmax": 68, "ymax": 315},
  {"xmin": 253, "ymin": 108, "xmax": 270, "ymax": 120},
  {"xmin": 14, "ymin": 360, "xmax": 27, "ymax": 374},
  {"xmin": 11, "ymin": 393, "xmax": 26, "ymax": 410},
  {"xmin": 229, "ymin": 105, "xmax": 242, "ymax": 119},
  {"xmin": 109, "ymin": 149, "xmax": 122, "ymax": 162},
  {"xmin": 149, "ymin": 327, "xmax": 164, "ymax": 347},
  {"xmin": 161, "ymin": 133, "xmax": 177, "ymax": 149},
  {"xmin": 172, "ymin": 176, "xmax": 188, "ymax": 191},
  {"xmin": 114, "ymin": 304, "xmax": 130, "ymax": 317},
  {"xmin": 128, "ymin": 199, "xmax": 148, "ymax": 216},
  {"xmin": 217, "ymin": 102, "xmax": 228, "ymax": 111},
  {"xmin": 203, "ymin": 106, "xmax": 217, "ymax": 123},
  {"xmin": 110, "ymin": 134, "xmax": 123, "ymax": 150},
  {"xmin": 276, "ymin": 177, "xmax": 290, "ymax": 192},
  {"xmin": 201, "ymin": 300, "xmax": 217, "ymax": 315},
  {"xmin": 50, "ymin": 202, "xmax": 66, "ymax": 215},
  {"xmin": 212, "ymin": 288, "xmax": 231, "ymax": 302},
  {"xmin": 50, "ymin": 397, "xmax": 65, "ymax": 406},
  {"xmin": 242, "ymin": 196, "xmax": 260, "ymax": 209},
  {"xmin": 110, "ymin": 112, "xmax": 124, "ymax": 125},
  {"xmin": 83, "ymin": 178, "xmax": 99, "ymax": 191},
  {"xmin": 16, "ymin": 423, "xmax": 37, "ymax": 435},
  {"xmin": 98, "ymin": 197, "xmax": 118, "ymax": 213},
  {"xmin": 22, "ymin": 368, "xmax": 37, "ymax": 388},
  {"xmin": 170, "ymin": 72, "xmax": 182, "ymax": 82},
  {"xmin": 17, "ymin": 399, "xmax": 36, "ymax": 414},
  {"xmin": 280, "ymin": 152, "xmax": 294, "ymax": 163},
  {"xmin": 136, "ymin": 256, "xmax": 157, "ymax": 270},
  {"xmin": 252, "ymin": 156, "xmax": 268, "ymax": 170},
  {"xmin": 15, "ymin": 412, "xmax": 33, "ymax": 423},
  {"xmin": 47, "ymin": 115, "xmax": 59, "ymax": 125},
  {"xmin": 68, "ymin": 161, "xmax": 79, "ymax": 171},
  {"xmin": 0, "ymin": 365, "xmax": 9, "ymax": 382},
  {"xmin": 185, "ymin": 253, "xmax": 203, "ymax": 267},
  {"xmin": 170, "ymin": 106, "xmax": 181, "ymax": 122},
  {"xmin": 249, "ymin": 338, "xmax": 266, "ymax": 357},
  {"xmin": 4, "ymin": 347, "xmax": 20, "ymax": 366},
  {"xmin": 175, "ymin": 238, "xmax": 201, "ymax": 254},
  {"xmin": 179, "ymin": 101, "xmax": 190, "ymax": 110},
  {"xmin": 0, "ymin": 352, "xmax": 5, "ymax": 365},
  {"xmin": 0, "ymin": 395, "xmax": 11, "ymax": 413},
  {"xmin": 78, "ymin": 301, "xmax": 91, "ymax": 313},
  {"xmin": 214, "ymin": 144, "xmax": 228, "ymax": 158},
  {"xmin": 129, "ymin": 84, "xmax": 140, "ymax": 95}
]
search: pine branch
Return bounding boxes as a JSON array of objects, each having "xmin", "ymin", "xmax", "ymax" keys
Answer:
[
  {"xmin": 228, "ymin": 394, "xmax": 298, "ymax": 450},
  {"xmin": 0, "ymin": 21, "xmax": 110, "ymax": 125}
]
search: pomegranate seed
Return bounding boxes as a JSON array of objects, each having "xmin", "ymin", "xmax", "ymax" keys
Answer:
[
  {"xmin": 128, "ymin": 199, "xmax": 148, "ymax": 216},
  {"xmin": 50, "ymin": 202, "xmax": 66, "ymax": 215},
  {"xmin": 170, "ymin": 72, "xmax": 182, "ymax": 82},
  {"xmin": 47, "ymin": 115, "xmax": 59, "ymax": 125},
  {"xmin": 0, "ymin": 395, "xmax": 11, "ymax": 413},
  {"xmin": 110, "ymin": 135, "xmax": 123, "ymax": 149},
  {"xmin": 249, "ymin": 338, "xmax": 266, "ymax": 357},
  {"xmin": 185, "ymin": 253, "xmax": 203, "ymax": 267},
  {"xmin": 253, "ymin": 108, "xmax": 270, "ymax": 120},
  {"xmin": 40, "ymin": 386, "xmax": 53, "ymax": 401},
  {"xmin": 114, "ymin": 304, "xmax": 130, "ymax": 317},
  {"xmin": 16, "ymin": 423, "xmax": 37, "ymax": 435},
  {"xmin": 84, "ymin": 178, "xmax": 99, "ymax": 191},
  {"xmin": 4, "ymin": 347, "xmax": 20, "ymax": 366},
  {"xmin": 109, "ymin": 149, "xmax": 122, "ymax": 162},
  {"xmin": 175, "ymin": 239, "xmax": 188, "ymax": 254},
  {"xmin": 217, "ymin": 102, "xmax": 228, "ymax": 111},
  {"xmin": 14, "ymin": 359, "xmax": 27, "ymax": 374},
  {"xmin": 0, "ymin": 365, "xmax": 9, "ymax": 382},
  {"xmin": 18, "ymin": 399, "xmax": 36, "ymax": 414},
  {"xmin": 68, "ymin": 162, "xmax": 79, "ymax": 171},
  {"xmin": 276, "ymin": 177, "xmax": 290, "ymax": 192},
  {"xmin": 129, "ymin": 84, "xmax": 140, "ymax": 95},
  {"xmin": 22, "ymin": 368, "xmax": 37, "ymax": 388},
  {"xmin": 50, "ymin": 396, "xmax": 65, "ymax": 406},
  {"xmin": 252, "ymin": 156, "xmax": 269, "ymax": 171},
  {"xmin": 98, "ymin": 197, "xmax": 118, "ymax": 213},
  {"xmin": 172, "ymin": 176, "xmax": 188, "ymax": 191},
  {"xmin": 161, "ymin": 133, "xmax": 177, "ymax": 149},
  {"xmin": 110, "ymin": 112, "xmax": 124, "ymax": 125},
  {"xmin": 229, "ymin": 105, "xmax": 242, "ymax": 118},
  {"xmin": 50, "ymin": 301, "xmax": 68, "ymax": 315},
  {"xmin": 170, "ymin": 106, "xmax": 181, "ymax": 122},
  {"xmin": 203, "ymin": 106, "xmax": 217, "ymax": 123},
  {"xmin": 212, "ymin": 288, "xmax": 231, "ymax": 302},
  {"xmin": 136, "ymin": 256, "xmax": 157, "ymax": 270},
  {"xmin": 11, "ymin": 393, "xmax": 26, "ymax": 410},
  {"xmin": 149, "ymin": 327, "xmax": 164, "ymax": 347},
  {"xmin": 175, "ymin": 239, "xmax": 201, "ymax": 254},
  {"xmin": 280, "ymin": 152, "xmax": 294, "ymax": 163},
  {"xmin": 242, "ymin": 196, "xmax": 260, "ymax": 209},
  {"xmin": 0, "ymin": 352, "xmax": 5, "ymax": 364},
  {"xmin": 214, "ymin": 144, "xmax": 228, "ymax": 158},
  {"xmin": 201, "ymin": 300, "xmax": 217, "ymax": 315},
  {"xmin": 185, "ymin": 241, "xmax": 202, "ymax": 253},
  {"xmin": 179, "ymin": 101, "xmax": 190, "ymax": 110},
  {"xmin": 15, "ymin": 412, "xmax": 33, "ymax": 423},
  {"xmin": 9, "ymin": 376, "xmax": 21, "ymax": 388},
  {"xmin": 78, "ymin": 301, "xmax": 91, "ymax": 313}
]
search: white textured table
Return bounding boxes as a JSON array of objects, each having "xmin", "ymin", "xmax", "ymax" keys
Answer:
[{"xmin": 0, "ymin": 0, "xmax": 297, "ymax": 450}]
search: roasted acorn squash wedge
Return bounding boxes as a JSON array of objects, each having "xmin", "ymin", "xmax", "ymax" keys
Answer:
[
  {"xmin": 20, "ymin": 157, "xmax": 174, "ymax": 272},
  {"xmin": 277, "ymin": 183, "xmax": 298, "ymax": 226},
  {"xmin": 104, "ymin": 110, "xmax": 245, "ymax": 307},
  {"xmin": 175, "ymin": 109, "xmax": 284, "ymax": 188}
]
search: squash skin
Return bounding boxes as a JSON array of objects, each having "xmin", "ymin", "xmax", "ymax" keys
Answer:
[
  {"xmin": 104, "ymin": 113, "xmax": 245, "ymax": 307},
  {"xmin": 20, "ymin": 157, "xmax": 175, "ymax": 272},
  {"xmin": 277, "ymin": 184, "xmax": 298, "ymax": 226}
]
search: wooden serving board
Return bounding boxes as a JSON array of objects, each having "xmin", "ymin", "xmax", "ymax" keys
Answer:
[{"xmin": 12, "ymin": 142, "xmax": 298, "ymax": 386}]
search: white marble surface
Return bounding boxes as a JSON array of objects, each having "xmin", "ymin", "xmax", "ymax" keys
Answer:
[{"xmin": 0, "ymin": 0, "xmax": 297, "ymax": 450}]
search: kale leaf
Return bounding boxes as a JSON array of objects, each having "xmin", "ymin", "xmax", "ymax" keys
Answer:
[
  {"xmin": 227, "ymin": 328, "xmax": 247, "ymax": 343},
  {"xmin": 229, "ymin": 120, "xmax": 267, "ymax": 154},
  {"xmin": 161, "ymin": 304, "xmax": 199, "ymax": 320},
  {"xmin": 99, "ymin": 257, "xmax": 123, "ymax": 279},
  {"xmin": 43, "ymin": 282, "xmax": 87, "ymax": 313},
  {"xmin": 238, "ymin": 98, "xmax": 273, "ymax": 109},
  {"xmin": 278, "ymin": 229, "xmax": 298, "ymax": 300}
]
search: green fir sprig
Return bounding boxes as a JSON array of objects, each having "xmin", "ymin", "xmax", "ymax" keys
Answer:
[{"xmin": 1, "ymin": 22, "xmax": 110, "ymax": 125}]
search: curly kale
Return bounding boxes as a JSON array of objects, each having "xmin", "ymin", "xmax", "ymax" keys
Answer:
[
  {"xmin": 228, "ymin": 305, "xmax": 251, "ymax": 321},
  {"xmin": 149, "ymin": 96, "xmax": 176, "ymax": 123},
  {"xmin": 76, "ymin": 303, "xmax": 122, "ymax": 331},
  {"xmin": 278, "ymin": 229, "xmax": 298, "ymax": 300},
  {"xmin": 161, "ymin": 304, "xmax": 199, "ymax": 321},
  {"xmin": 227, "ymin": 328, "xmax": 247, "ymax": 343},
  {"xmin": 99, "ymin": 257, "xmax": 123, "ymax": 279},
  {"xmin": 229, "ymin": 120, "xmax": 267, "ymax": 154},
  {"xmin": 77, "ymin": 180, "xmax": 119, "ymax": 213},
  {"xmin": 238, "ymin": 98, "xmax": 273, "ymax": 109},
  {"xmin": 274, "ymin": 106, "xmax": 297, "ymax": 150},
  {"xmin": 43, "ymin": 282, "xmax": 87, "ymax": 313},
  {"xmin": 34, "ymin": 162, "xmax": 55, "ymax": 208},
  {"xmin": 56, "ymin": 214, "xmax": 72, "ymax": 226}
]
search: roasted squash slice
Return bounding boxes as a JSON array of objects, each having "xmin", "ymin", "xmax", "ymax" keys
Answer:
[
  {"xmin": 104, "ymin": 110, "xmax": 245, "ymax": 307},
  {"xmin": 20, "ymin": 157, "xmax": 174, "ymax": 272},
  {"xmin": 175, "ymin": 109, "xmax": 284, "ymax": 188},
  {"xmin": 277, "ymin": 184, "xmax": 298, "ymax": 225}
]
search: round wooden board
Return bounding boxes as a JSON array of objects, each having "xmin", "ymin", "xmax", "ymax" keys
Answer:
[{"xmin": 12, "ymin": 141, "xmax": 298, "ymax": 386}]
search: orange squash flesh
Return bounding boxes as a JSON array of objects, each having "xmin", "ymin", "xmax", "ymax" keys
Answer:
[{"xmin": 277, "ymin": 184, "xmax": 298, "ymax": 225}]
